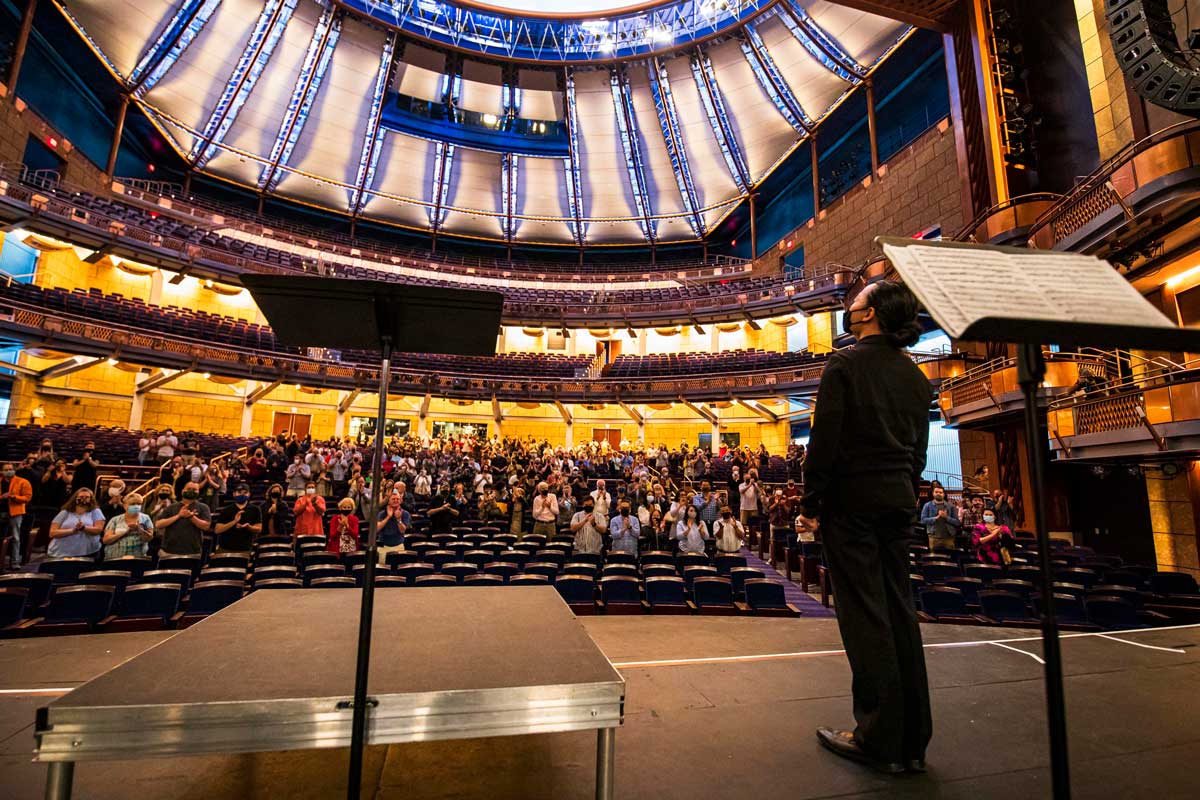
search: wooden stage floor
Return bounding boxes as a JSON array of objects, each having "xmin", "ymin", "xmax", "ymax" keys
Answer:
[{"xmin": 2, "ymin": 612, "xmax": 1198, "ymax": 799}]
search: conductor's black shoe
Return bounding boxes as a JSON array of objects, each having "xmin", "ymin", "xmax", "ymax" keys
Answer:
[
  {"xmin": 905, "ymin": 759, "xmax": 927, "ymax": 773},
  {"xmin": 815, "ymin": 728, "xmax": 905, "ymax": 775}
]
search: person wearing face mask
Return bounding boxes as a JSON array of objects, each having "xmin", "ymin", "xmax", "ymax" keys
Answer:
[
  {"xmin": 70, "ymin": 442, "xmax": 100, "ymax": 493},
  {"xmin": 100, "ymin": 479, "xmax": 127, "ymax": 521},
  {"xmin": 609, "ymin": 501, "xmax": 640, "ymax": 556},
  {"xmin": 376, "ymin": 492, "xmax": 411, "ymax": 564},
  {"xmin": 531, "ymin": 482, "xmax": 559, "ymax": 539},
  {"xmin": 919, "ymin": 485, "xmax": 960, "ymax": 553},
  {"xmin": 797, "ymin": 281, "xmax": 932, "ymax": 776},
  {"xmin": 155, "ymin": 481, "xmax": 213, "ymax": 557},
  {"xmin": 971, "ymin": 509, "xmax": 1012, "ymax": 567},
  {"xmin": 714, "ymin": 506, "xmax": 745, "ymax": 554},
  {"xmin": 1, "ymin": 462, "xmax": 33, "ymax": 568},
  {"xmin": 214, "ymin": 483, "xmax": 263, "ymax": 552},
  {"xmin": 260, "ymin": 484, "xmax": 292, "ymax": 536},
  {"xmin": 767, "ymin": 489, "xmax": 795, "ymax": 565},
  {"xmin": 293, "ymin": 482, "xmax": 326, "ymax": 537},
  {"xmin": 675, "ymin": 505, "xmax": 709, "ymax": 555},
  {"xmin": 570, "ymin": 498, "xmax": 606, "ymax": 555},
  {"xmin": 286, "ymin": 456, "xmax": 311, "ymax": 498},
  {"xmin": 102, "ymin": 492, "xmax": 154, "ymax": 560},
  {"xmin": 148, "ymin": 485, "xmax": 175, "ymax": 523},
  {"xmin": 48, "ymin": 488, "xmax": 106, "ymax": 559}
]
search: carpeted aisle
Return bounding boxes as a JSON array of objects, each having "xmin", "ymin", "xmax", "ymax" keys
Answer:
[{"xmin": 741, "ymin": 547, "xmax": 834, "ymax": 617}]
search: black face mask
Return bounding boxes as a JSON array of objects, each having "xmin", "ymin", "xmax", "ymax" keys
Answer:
[
  {"xmin": 583, "ymin": 506, "xmax": 594, "ymax": 513},
  {"xmin": 843, "ymin": 307, "xmax": 869, "ymax": 336},
  {"xmin": 620, "ymin": 509, "xmax": 629, "ymax": 517}
]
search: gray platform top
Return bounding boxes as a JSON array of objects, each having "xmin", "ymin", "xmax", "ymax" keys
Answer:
[{"xmin": 46, "ymin": 587, "xmax": 623, "ymax": 710}]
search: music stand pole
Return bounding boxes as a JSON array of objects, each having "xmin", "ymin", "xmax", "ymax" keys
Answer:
[
  {"xmin": 347, "ymin": 335, "xmax": 392, "ymax": 798},
  {"xmin": 1017, "ymin": 342, "xmax": 1071, "ymax": 800}
]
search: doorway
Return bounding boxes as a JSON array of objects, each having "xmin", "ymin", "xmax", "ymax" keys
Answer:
[
  {"xmin": 593, "ymin": 428, "xmax": 621, "ymax": 449},
  {"xmin": 273, "ymin": 411, "xmax": 311, "ymax": 439}
]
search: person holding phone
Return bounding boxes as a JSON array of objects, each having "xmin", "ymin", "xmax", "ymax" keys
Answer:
[{"xmin": 102, "ymin": 492, "xmax": 154, "ymax": 559}]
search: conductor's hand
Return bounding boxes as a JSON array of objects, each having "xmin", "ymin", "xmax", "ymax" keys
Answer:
[{"xmin": 797, "ymin": 514, "xmax": 819, "ymax": 535}]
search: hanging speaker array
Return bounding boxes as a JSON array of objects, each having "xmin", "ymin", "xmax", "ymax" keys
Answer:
[{"xmin": 1107, "ymin": 0, "xmax": 1200, "ymax": 116}]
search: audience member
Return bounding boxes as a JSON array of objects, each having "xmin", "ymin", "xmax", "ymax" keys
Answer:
[
  {"xmin": 972, "ymin": 509, "xmax": 1012, "ymax": 566},
  {"xmin": 590, "ymin": 479, "xmax": 612, "ymax": 517},
  {"xmin": 767, "ymin": 488, "xmax": 793, "ymax": 563},
  {"xmin": 1, "ymin": 462, "xmax": 34, "ymax": 568},
  {"xmin": 328, "ymin": 498, "xmax": 360, "ymax": 554},
  {"xmin": 155, "ymin": 428, "xmax": 178, "ymax": 463},
  {"xmin": 376, "ymin": 492, "xmax": 410, "ymax": 563},
  {"xmin": 260, "ymin": 483, "xmax": 291, "ymax": 537},
  {"xmin": 713, "ymin": 507, "xmax": 745, "ymax": 554},
  {"xmin": 609, "ymin": 501, "xmax": 640, "ymax": 555},
  {"xmin": 532, "ymin": 482, "xmax": 559, "ymax": 538},
  {"xmin": 293, "ymin": 482, "xmax": 326, "ymax": 537},
  {"xmin": 101, "ymin": 492, "xmax": 153, "ymax": 560},
  {"xmin": 70, "ymin": 441, "xmax": 99, "ymax": 492},
  {"xmin": 155, "ymin": 481, "xmax": 212, "ymax": 557},
  {"xmin": 48, "ymin": 487, "xmax": 105, "ymax": 559},
  {"xmin": 570, "ymin": 497, "xmax": 606, "ymax": 555},
  {"xmin": 214, "ymin": 483, "xmax": 262, "ymax": 552},
  {"xmin": 920, "ymin": 485, "xmax": 960, "ymax": 552},
  {"xmin": 286, "ymin": 456, "xmax": 311, "ymax": 497},
  {"xmin": 675, "ymin": 505, "xmax": 709, "ymax": 554},
  {"xmin": 959, "ymin": 494, "xmax": 984, "ymax": 531},
  {"xmin": 99, "ymin": 479, "xmax": 126, "ymax": 521}
]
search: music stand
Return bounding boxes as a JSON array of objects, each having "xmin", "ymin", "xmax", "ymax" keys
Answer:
[
  {"xmin": 877, "ymin": 237, "xmax": 1200, "ymax": 800},
  {"xmin": 239, "ymin": 275, "xmax": 504, "ymax": 798}
]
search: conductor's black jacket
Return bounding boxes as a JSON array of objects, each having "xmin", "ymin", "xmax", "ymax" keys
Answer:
[{"xmin": 800, "ymin": 335, "xmax": 932, "ymax": 518}]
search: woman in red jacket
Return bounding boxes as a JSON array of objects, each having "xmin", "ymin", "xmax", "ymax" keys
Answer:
[
  {"xmin": 327, "ymin": 497, "xmax": 360, "ymax": 554},
  {"xmin": 292, "ymin": 482, "xmax": 326, "ymax": 537}
]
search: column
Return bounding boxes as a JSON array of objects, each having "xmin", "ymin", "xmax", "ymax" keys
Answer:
[
  {"xmin": 105, "ymin": 95, "xmax": 130, "ymax": 180},
  {"xmin": 335, "ymin": 404, "xmax": 347, "ymax": 439},
  {"xmin": 710, "ymin": 419, "xmax": 720, "ymax": 455},
  {"xmin": 1148, "ymin": 463, "xmax": 1200, "ymax": 577},
  {"xmin": 128, "ymin": 391, "xmax": 145, "ymax": 431},
  {"xmin": 241, "ymin": 381, "xmax": 256, "ymax": 437},
  {"xmin": 636, "ymin": 419, "xmax": 645, "ymax": 445},
  {"xmin": 417, "ymin": 411, "xmax": 429, "ymax": 440},
  {"xmin": 149, "ymin": 269, "xmax": 164, "ymax": 305},
  {"xmin": 710, "ymin": 326, "xmax": 719, "ymax": 354},
  {"xmin": 807, "ymin": 311, "xmax": 834, "ymax": 354},
  {"xmin": 637, "ymin": 329, "xmax": 647, "ymax": 356},
  {"xmin": 865, "ymin": 78, "xmax": 880, "ymax": 177},
  {"xmin": 811, "ymin": 135, "xmax": 820, "ymax": 217},
  {"xmin": 564, "ymin": 420, "xmax": 574, "ymax": 449}
]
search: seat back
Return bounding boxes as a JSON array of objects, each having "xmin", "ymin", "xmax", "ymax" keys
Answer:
[
  {"xmin": 602, "ymin": 564, "xmax": 637, "ymax": 578},
  {"xmin": 120, "ymin": 584, "xmax": 181, "ymax": 618},
  {"xmin": 465, "ymin": 574, "xmax": 504, "ymax": 586},
  {"xmin": 157, "ymin": 556, "xmax": 201, "ymax": 576},
  {"xmin": 692, "ymin": 577, "xmax": 734, "ymax": 607},
  {"xmin": 510, "ymin": 574, "xmax": 550, "ymax": 585},
  {"xmin": 1150, "ymin": 571, "xmax": 1199, "ymax": 595},
  {"xmin": 642, "ymin": 564, "xmax": 677, "ymax": 579},
  {"xmin": 729, "ymin": 567, "xmax": 765, "ymax": 596},
  {"xmin": 254, "ymin": 553, "xmax": 296, "ymax": 568},
  {"xmin": 644, "ymin": 576, "xmax": 686, "ymax": 606},
  {"xmin": 978, "ymin": 590, "xmax": 1032, "ymax": 621},
  {"xmin": 599, "ymin": 576, "xmax": 640, "ymax": 605},
  {"xmin": 310, "ymin": 577, "xmax": 356, "ymax": 588},
  {"xmin": 714, "ymin": 554, "xmax": 747, "ymax": 575},
  {"xmin": 141, "ymin": 569, "xmax": 192, "ymax": 591},
  {"xmin": 303, "ymin": 565, "xmax": 346, "ymax": 585},
  {"xmin": 197, "ymin": 567, "xmax": 246, "ymax": 584},
  {"xmin": 207, "ymin": 553, "xmax": 250, "ymax": 571},
  {"xmin": 0, "ymin": 573, "xmax": 54, "ymax": 608},
  {"xmin": 254, "ymin": 578, "xmax": 303, "ymax": 590},
  {"xmin": 918, "ymin": 586, "xmax": 968, "ymax": 618},
  {"xmin": 744, "ymin": 579, "xmax": 787, "ymax": 609},
  {"xmin": 413, "ymin": 575, "xmax": 457, "ymax": 586},
  {"xmin": 394, "ymin": 563, "xmax": 435, "ymax": 583},
  {"xmin": 0, "ymin": 588, "xmax": 28, "ymax": 627},
  {"xmin": 524, "ymin": 562, "xmax": 559, "ymax": 580},
  {"xmin": 921, "ymin": 562, "xmax": 961, "ymax": 583},
  {"xmin": 992, "ymin": 579, "xmax": 1034, "ymax": 598},
  {"xmin": 555, "ymin": 575, "xmax": 596, "ymax": 604},
  {"xmin": 944, "ymin": 576, "xmax": 985, "ymax": 604},
  {"xmin": 39, "ymin": 558, "xmax": 95, "ymax": 584},
  {"xmin": 187, "ymin": 581, "xmax": 244, "ymax": 613},
  {"xmin": 45, "ymin": 585, "xmax": 115, "ymax": 622},
  {"xmin": 963, "ymin": 563, "xmax": 1002, "ymax": 584},
  {"xmin": 563, "ymin": 562, "xmax": 599, "ymax": 577},
  {"xmin": 441, "ymin": 562, "xmax": 478, "ymax": 582},
  {"xmin": 1085, "ymin": 595, "xmax": 1140, "ymax": 629},
  {"xmin": 1050, "ymin": 592, "xmax": 1088, "ymax": 623}
]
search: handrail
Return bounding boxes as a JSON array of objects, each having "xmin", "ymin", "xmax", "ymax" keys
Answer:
[
  {"xmin": 1026, "ymin": 119, "xmax": 1200, "ymax": 242},
  {"xmin": 951, "ymin": 192, "xmax": 1063, "ymax": 242},
  {"xmin": 1047, "ymin": 353, "xmax": 1200, "ymax": 412},
  {"xmin": 940, "ymin": 350, "xmax": 1118, "ymax": 393}
]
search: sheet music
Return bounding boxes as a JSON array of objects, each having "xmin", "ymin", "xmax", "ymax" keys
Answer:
[{"xmin": 881, "ymin": 242, "xmax": 1175, "ymax": 339}]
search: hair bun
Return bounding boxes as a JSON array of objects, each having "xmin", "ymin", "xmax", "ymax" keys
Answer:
[{"xmin": 886, "ymin": 320, "xmax": 923, "ymax": 348}]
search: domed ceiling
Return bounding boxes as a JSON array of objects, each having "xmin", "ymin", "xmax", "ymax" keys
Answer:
[{"xmin": 55, "ymin": 0, "xmax": 910, "ymax": 245}]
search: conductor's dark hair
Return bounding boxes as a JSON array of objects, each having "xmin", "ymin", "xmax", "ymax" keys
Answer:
[{"xmin": 865, "ymin": 281, "xmax": 923, "ymax": 348}]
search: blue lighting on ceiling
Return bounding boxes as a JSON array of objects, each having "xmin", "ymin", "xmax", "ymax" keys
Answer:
[
  {"xmin": 563, "ymin": 69, "xmax": 586, "ymax": 245},
  {"xmin": 429, "ymin": 139, "xmax": 455, "ymax": 229},
  {"xmin": 193, "ymin": 0, "xmax": 298, "ymax": 169},
  {"xmin": 501, "ymin": 152, "xmax": 519, "ymax": 241},
  {"xmin": 350, "ymin": 33, "xmax": 397, "ymax": 214},
  {"xmin": 380, "ymin": 93, "xmax": 568, "ymax": 156},
  {"xmin": 130, "ymin": 0, "xmax": 221, "ymax": 95},
  {"xmin": 610, "ymin": 68, "xmax": 655, "ymax": 243},
  {"xmin": 781, "ymin": 1, "xmax": 866, "ymax": 80},
  {"xmin": 690, "ymin": 52, "xmax": 750, "ymax": 193},
  {"xmin": 741, "ymin": 22, "xmax": 812, "ymax": 135},
  {"xmin": 339, "ymin": 0, "xmax": 775, "ymax": 62},
  {"xmin": 260, "ymin": 7, "xmax": 342, "ymax": 191},
  {"xmin": 647, "ymin": 58, "xmax": 704, "ymax": 237}
]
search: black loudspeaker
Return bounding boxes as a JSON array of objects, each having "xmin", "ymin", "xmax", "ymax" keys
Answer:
[{"xmin": 1107, "ymin": 0, "xmax": 1200, "ymax": 116}]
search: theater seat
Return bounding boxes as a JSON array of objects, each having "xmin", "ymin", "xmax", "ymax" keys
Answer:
[{"xmin": 743, "ymin": 579, "xmax": 801, "ymax": 617}]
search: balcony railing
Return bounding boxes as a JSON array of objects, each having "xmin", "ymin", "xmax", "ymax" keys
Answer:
[{"xmin": 951, "ymin": 192, "xmax": 1062, "ymax": 246}]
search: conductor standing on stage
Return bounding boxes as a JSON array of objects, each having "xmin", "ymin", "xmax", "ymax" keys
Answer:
[{"xmin": 798, "ymin": 281, "xmax": 933, "ymax": 775}]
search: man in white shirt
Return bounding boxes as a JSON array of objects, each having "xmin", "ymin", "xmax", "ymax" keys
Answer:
[
  {"xmin": 156, "ymin": 429, "xmax": 178, "ymax": 463},
  {"xmin": 590, "ymin": 479, "xmax": 612, "ymax": 517},
  {"xmin": 570, "ymin": 497, "xmax": 606, "ymax": 554},
  {"xmin": 531, "ymin": 482, "xmax": 559, "ymax": 538}
]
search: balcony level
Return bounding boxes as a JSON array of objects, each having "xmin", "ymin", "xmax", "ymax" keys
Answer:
[{"xmin": 1049, "ymin": 360, "xmax": 1200, "ymax": 462}]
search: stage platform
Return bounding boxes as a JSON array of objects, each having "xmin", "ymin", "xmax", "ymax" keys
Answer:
[{"xmin": 1, "ymin": 600, "xmax": 1198, "ymax": 799}]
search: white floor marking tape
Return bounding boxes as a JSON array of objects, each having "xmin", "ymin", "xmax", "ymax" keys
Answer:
[
  {"xmin": 989, "ymin": 641, "xmax": 1046, "ymax": 664},
  {"xmin": 611, "ymin": 622, "xmax": 1200, "ymax": 669},
  {"xmin": 1097, "ymin": 634, "xmax": 1188, "ymax": 654}
]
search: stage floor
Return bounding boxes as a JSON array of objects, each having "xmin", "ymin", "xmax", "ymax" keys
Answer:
[{"xmin": 2, "ymin": 612, "xmax": 1198, "ymax": 799}]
